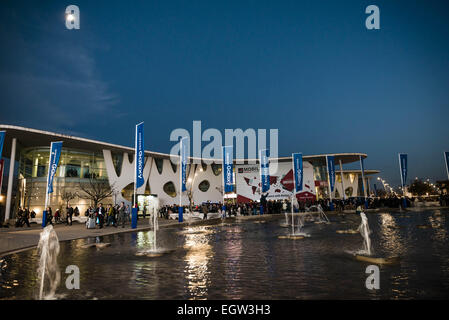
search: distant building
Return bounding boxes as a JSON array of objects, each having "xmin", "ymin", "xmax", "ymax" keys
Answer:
[{"xmin": 0, "ymin": 125, "xmax": 379, "ymax": 220}]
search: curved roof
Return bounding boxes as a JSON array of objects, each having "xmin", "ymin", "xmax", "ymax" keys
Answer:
[{"xmin": 0, "ymin": 124, "xmax": 368, "ymax": 165}]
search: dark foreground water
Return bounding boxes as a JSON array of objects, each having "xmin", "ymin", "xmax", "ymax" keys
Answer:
[{"xmin": 1, "ymin": 209, "xmax": 449, "ymax": 299}]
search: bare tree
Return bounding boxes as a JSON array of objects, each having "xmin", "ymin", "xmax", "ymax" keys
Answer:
[
  {"xmin": 61, "ymin": 188, "xmax": 78, "ymax": 208},
  {"xmin": 79, "ymin": 174, "xmax": 115, "ymax": 208}
]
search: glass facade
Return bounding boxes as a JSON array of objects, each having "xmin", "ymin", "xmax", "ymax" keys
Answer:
[
  {"xmin": 15, "ymin": 147, "xmax": 122, "ymax": 218},
  {"xmin": 19, "ymin": 147, "xmax": 112, "ymax": 180}
]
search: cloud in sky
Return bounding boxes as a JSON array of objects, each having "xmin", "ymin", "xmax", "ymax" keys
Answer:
[{"xmin": 0, "ymin": 14, "xmax": 120, "ymax": 135}]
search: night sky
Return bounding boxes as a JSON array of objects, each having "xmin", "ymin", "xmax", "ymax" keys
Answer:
[{"xmin": 1, "ymin": 0, "xmax": 448, "ymax": 187}]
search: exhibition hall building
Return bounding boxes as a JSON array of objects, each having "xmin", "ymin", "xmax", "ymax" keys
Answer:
[{"xmin": 0, "ymin": 125, "xmax": 379, "ymax": 221}]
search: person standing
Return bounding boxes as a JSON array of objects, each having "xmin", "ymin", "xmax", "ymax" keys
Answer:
[
  {"xmin": 66, "ymin": 205, "xmax": 73, "ymax": 226},
  {"xmin": 202, "ymin": 203, "xmax": 208, "ymax": 220},
  {"xmin": 23, "ymin": 208, "xmax": 31, "ymax": 227},
  {"xmin": 96, "ymin": 203, "xmax": 106, "ymax": 229},
  {"xmin": 117, "ymin": 202, "xmax": 126, "ymax": 228},
  {"xmin": 46, "ymin": 207, "xmax": 53, "ymax": 226},
  {"xmin": 125, "ymin": 204, "xmax": 130, "ymax": 222},
  {"xmin": 54, "ymin": 209, "xmax": 60, "ymax": 223}
]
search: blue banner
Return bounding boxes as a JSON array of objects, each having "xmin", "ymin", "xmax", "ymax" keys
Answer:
[
  {"xmin": 47, "ymin": 142, "xmax": 62, "ymax": 194},
  {"xmin": 0, "ymin": 131, "xmax": 5, "ymax": 157},
  {"xmin": 292, "ymin": 153, "xmax": 303, "ymax": 193},
  {"xmin": 260, "ymin": 149, "xmax": 270, "ymax": 193},
  {"xmin": 135, "ymin": 122, "xmax": 145, "ymax": 189},
  {"xmin": 445, "ymin": 152, "xmax": 449, "ymax": 179},
  {"xmin": 373, "ymin": 183, "xmax": 378, "ymax": 197},
  {"xmin": 399, "ymin": 153, "xmax": 407, "ymax": 188},
  {"xmin": 327, "ymin": 155, "xmax": 336, "ymax": 192},
  {"xmin": 223, "ymin": 145, "xmax": 234, "ymax": 193},
  {"xmin": 180, "ymin": 137, "xmax": 188, "ymax": 192}
]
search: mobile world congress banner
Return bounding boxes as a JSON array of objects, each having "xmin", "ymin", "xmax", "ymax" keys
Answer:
[
  {"xmin": 46, "ymin": 141, "xmax": 63, "ymax": 194},
  {"xmin": 399, "ymin": 153, "xmax": 408, "ymax": 188},
  {"xmin": 135, "ymin": 122, "xmax": 145, "ymax": 189},
  {"xmin": 292, "ymin": 153, "xmax": 303, "ymax": 193},
  {"xmin": 235, "ymin": 161, "xmax": 315, "ymax": 202},
  {"xmin": 0, "ymin": 131, "xmax": 5, "ymax": 157},
  {"xmin": 260, "ymin": 149, "xmax": 270, "ymax": 193},
  {"xmin": 180, "ymin": 137, "xmax": 188, "ymax": 192},
  {"xmin": 327, "ymin": 155, "xmax": 336, "ymax": 192},
  {"xmin": 223, "ymin": 145, "xmax": 234, "ymax": 193}
]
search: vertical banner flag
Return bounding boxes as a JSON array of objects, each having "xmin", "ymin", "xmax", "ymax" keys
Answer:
[
  {"xmin": 223, "ymin": 146, "xmax": 234, "ymax": 193},
  {"xmin": 327, "ymin": 155, "xmax": 336, "ymax": 192},
  {"xmin": 373, "ymin": 183, "xmax": 378, "ymax": 197},
  {"xmin": 0, "ymin": 131, "xmax": 5, "ymax": 157},
  {"xmin": 46, "ymin": 142, "xmax": 63, "ymax": 194},
  {"xmin": 444, "ymin": 152, "xmax": 449, "ymax": 180},
  {"xmin": 180, "ymin": 137, "xmax": 188, "ymax": 192},
  {"xmin": 0, "ymin": 159, "xmax": 4, "ymax": 192},
  {"xmin": 260, "ymin": 149, "xmax": 270, "ymax": 193},
  {"xmin": 399, "ymin": 153, "xmax": 408, "ymax": 188},
  {"xmin": 292, "ymin": 153, "xmax": 303, "ymax": 193},
  {"xmin": 135, "ymin": 122, "xmax": 145, "ymax": 189}
]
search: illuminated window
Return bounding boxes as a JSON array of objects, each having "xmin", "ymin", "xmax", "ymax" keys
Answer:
[{"xmin": 349, "ymin": 173, "xmax": 355, "ymax": 184}]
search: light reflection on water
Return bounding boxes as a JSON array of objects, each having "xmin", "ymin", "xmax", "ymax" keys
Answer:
[
  {"xmin": 183, "ymin": 228, "xmax": 214, "ymax": 299},
  {"xmin": 1, "ymin": 209, "xmax": 449, "ymax": 299}
]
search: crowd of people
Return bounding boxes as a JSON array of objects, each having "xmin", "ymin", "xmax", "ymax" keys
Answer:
[{"xmin": 11, "ymin": 193, "xmax": 449, "ymax": 228}]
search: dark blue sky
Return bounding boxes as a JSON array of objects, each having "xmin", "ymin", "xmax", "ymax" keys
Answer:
[{"xmin": 1, "ymin": 0, "xmax": 448, "ymax": 187}]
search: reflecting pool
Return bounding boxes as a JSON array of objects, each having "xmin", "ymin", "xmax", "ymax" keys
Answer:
[{"xmin": 1, "ymin": 209, "xmax": 449, "ymax": 299}]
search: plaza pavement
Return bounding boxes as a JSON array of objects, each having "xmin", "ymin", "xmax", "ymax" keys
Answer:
[{"xmin": 0, "ymin": 213, "xmax": 283, "ymax": 256}]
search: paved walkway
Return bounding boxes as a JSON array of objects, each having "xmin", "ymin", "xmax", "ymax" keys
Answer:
[
  {"xmin": 0, "ymin": 218, "xmax": 180, "ymax": 256},
  {"xmin": 0, "ymin": 214, "xmax": 279, "ymax": 256}
]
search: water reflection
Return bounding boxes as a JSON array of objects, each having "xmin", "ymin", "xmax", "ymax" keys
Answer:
[
  {"xmin": 223, "ymin": 225, "xmax": 243, "ymax": 299},
  {"xmin": 183, "ymin": 228, "xmax": 214, "ymax": 299},
  {"xmin": 1, "ymin": 210, "xmax": 449, "ymax": 299},
  {"xmin": 378, "ymin": 213, "xmax": 404, "ymax": 256}
]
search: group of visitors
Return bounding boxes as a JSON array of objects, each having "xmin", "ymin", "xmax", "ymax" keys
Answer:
[
  {"xmin": 15, "ymin": 207, "xmax": 35, "ymax": 227},
  {"xmin": 87, "ymin": 202, "xmax": 131, "ymax": 229}
]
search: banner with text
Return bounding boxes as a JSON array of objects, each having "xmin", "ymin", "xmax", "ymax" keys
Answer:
[
  {"xmin": 0, "ymin": 131, "xmax": 5, "ymax": 157},
  {"xmin": 399, "ymin": 153, "xmax": 408, "ymax": 188},
  {"xmin": 47, "ymin": 141, "xmax": 63, "ymax": 194},
  {"xmin": 235, "ymin": 161, "xmax": 315, "ymax": 202},
  {"xmin": 292, "ymin": 153, "xmax": 303, "ymax": 193},
  {"xmin": 180, "ymin": 137, "xmax": 188, "ymax": 192},
  {"xmin": 327, "ymin": 155, "xmax": 336, "ymax": 192},
  {"xmin": 223, "ymin": 145, "xmax": 234, "ymax": 193},
  {"xmin": 260, "ymin": 149, "xmax": 270, "ymax": 193},
  {"xmin": 135, "ymin": 122, "xmax": 145, "ymax": 189}
]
